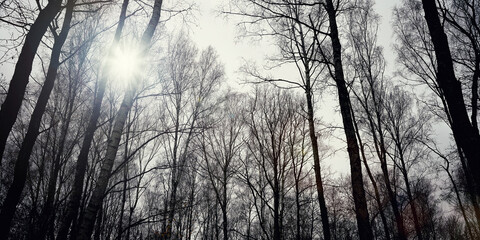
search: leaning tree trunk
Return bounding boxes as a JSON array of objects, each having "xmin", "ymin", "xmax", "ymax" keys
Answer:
[
  {"xmin": 0, "ymin": 0, "xmax": 74, "ymax": 237},
  {"xmin": 76, "ymin": 1, "xmax": 163, "ymax": 239},
  {"xmin": 323, "ymin": 1, "xmax": 374, "ymax": 239},
  {"xmin": 76, "ymin": 80, "xmax": 138, "ymax": 240},
  {"xmin": 396, "ymin": 142, "xmax": 424, "ymax": 240},
  {"xmin": 56, "ymin": 1, "xmax": 130, "ymax": 239},
  {"xmin": 305, "ymin": 80, "xmax": 331, "ymax": 240},
  {"xmin": 421, "ymin": 0, "xmax": 480, "ymax": 195},
  {"xmin": 32, "ymin": 73, "xmax": 77, "ymax": 240},
  {"xmin": 365, "ymin": 84, "xmax": 408, "ymax": 240},
  {"xmin": 351, "ymin": 108, "xmax": 391, "ymax": 240},
  {"xmin": 0, "ymin": 0, "xmax": 62, "ymax": 165}
]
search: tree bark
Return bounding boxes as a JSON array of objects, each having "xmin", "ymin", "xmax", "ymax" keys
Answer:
[
  {"xmin": 306, "ymin": 84, "xmax": 331, "ymax": 240},
  {"xmin": 56, "ymin": 1, "xmax": 130, "ymax": 239},
  {"xmin": 76, "ymin": 81, "xmax": 137, "ymax": 240},
  {"xmin": 422, "ymin": 0, "xmax": 480, "ymax": 195},
  {"xmin": 0, "ymin": 0, "xmax": 62, "ymax": 165},
  {"xmin": 323, "ymin": 1, "xmax": 374, "ymax": 239},
  {"xmin": 76, "ymin": 1, "xmax": 162, "ymax": 239},
  {"xmin": 0, "ymin": 0, "xmax": 74, "ymax": 237}
]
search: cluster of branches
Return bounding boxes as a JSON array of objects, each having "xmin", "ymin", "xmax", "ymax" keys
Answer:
[{"xmin": 0, "ymin": 0, "xmax": 480, "ymax": 240}]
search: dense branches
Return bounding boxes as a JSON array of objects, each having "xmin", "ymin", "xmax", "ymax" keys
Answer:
[{"xmin": 0, "ymin": 0, "xmax": 479, "ymax": 239}]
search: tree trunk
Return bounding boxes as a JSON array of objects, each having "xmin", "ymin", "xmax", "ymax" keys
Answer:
[
  {"xmin": 366, "ymin": 84, "xmax": 408, "ymax": 240},
  {"xmin": 76, "ymin": 1, "xmax": 162, "ymax": 239},
  {"xmin": 222, "ymin": 171, "xmax": 228, "ymax": 240},
  {"xmin": 76, "ymin": 82, "xmax": 137, "ymax": 240},
  {"xmin": 323, "ymin": 1, "xmax": 374, "ymax": 239},
  {"xmin": 396, "ymin": 142, "xmax": 424, "ymax": 240},
  {"xmin": 56, "ymin": 1, "xmax": 130, "ymax": 239},
  {"xmin": 0, "ymin": 0, "xmax": 62, "ymax": 164},
  {"xmin": 352, "ymin": 108, "xmax": 391, "ymax": 240},
  {"xmin": 305, "ymin": 76, "xmax": 331, "ymax": 240},
  {"xmin": 422, "ymin": 0, "xmax": 480, "ymax": 195},
  {"xmin": 116, "ymin": 133, "xmax": 129, "ymax": 240},
  {"xmin": 0, "ymin": 0, "xmax": 74, "ymax": 237},
  {"xmin": 273, "ymin": 157, "xmax": 281, "ymax": 240}
]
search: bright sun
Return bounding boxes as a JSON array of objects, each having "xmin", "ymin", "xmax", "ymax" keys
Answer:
[{"xmin": 108, "ymin": 44, "xmax": 142, "ymax": 86}]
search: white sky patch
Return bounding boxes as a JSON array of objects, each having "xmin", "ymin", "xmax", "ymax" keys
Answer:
[{"xmin": 186, "ymin": 0, "xmax": 401, "ymax": 174}]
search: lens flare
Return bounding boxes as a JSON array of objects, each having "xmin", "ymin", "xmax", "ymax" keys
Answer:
[{"xmin": 108, "ymin": 43, "xmax": 142, "ymax": 86}]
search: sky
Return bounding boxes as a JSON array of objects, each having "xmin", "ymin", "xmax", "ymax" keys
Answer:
[
  {"xmin": 189, "ymin": 0, "xmax": 398, "ymax": 85},
  {"xmin": 0, "ymin": 0, "xmax": 447, "ymax": 175},
  {"xmin": 187, "ymin": 0, "xmax": 401, "ymax": 174}
]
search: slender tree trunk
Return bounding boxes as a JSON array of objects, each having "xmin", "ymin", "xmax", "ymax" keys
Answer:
[
  {"xmin": 352, "ymin": 109, "xmax": 391, "ymax": 240},
  {"xmin": 471, "ymin": 55, "xmax": 479, "ymax": 133},
  {"xmin": 366, "ymin": 86, "xmax": 408, "ymax": 240},
  {"xmin": 421, "ymin": 0, "xmax": 480, "ymax": 195},
  {"xmin": 165, "ymin": 100, "xmax": 200, "ymax": 239},
  {"xmin": 273, "ymin": 158, "xmax": 281, "ymax": 240},
  {"xmin": 93, "ymin": 204, "xmax": 103, "ymax": 240},
  {"xmin": 396, "ymin": 141, "xmax": 423, "ymax": 240},
  {"xmin": 56, "ymin": 1, "xmax": 130, "ymax": 239},
  {"xmin": 0, "ymin": 0, "xmax": 62, "ymax": 164},
  {"xmin": 444, "ymin": 161, "xmax": 475, "ymax": 239},
  {"xmin": 305, "ymin": 79, "xmax": 331, "ymax": 240},
  {"xmin": 77, "ymin": 82, "xmax": 137, "ymax": 240},
  {"xmin": 164, "ymin": 86, "xmax": 182, "ymax": 239},
  {"xmin": 116, "ymin": 131, "xmax": 130, "ymax": 240},
  {"xmin": 323, "ymin": 1, "xmax": 374, "ymax": 239},
  {"xmin": 32, "ymin": 81, "xmax": 76, "ymax": 240},
  {"xmin": 222, "ymin": 171, "xmax": 228, "ymax": 240},
  {"xmin": 295, "ymin": 180, "xmax": 301, "ymax": 240},
  {"xmin": 76, "ymin": 1, "xmax": 162, "ymax": 239},
  {"xmin": 0, "ymin": 1, "xmax": 74, "ymax": 237}
]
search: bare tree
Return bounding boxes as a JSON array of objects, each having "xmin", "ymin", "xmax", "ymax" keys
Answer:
[
  {"xmin": 421, "ymin": 0, "xmax": 480, "ymax": 197},
  {"xmin": 383, "ymin": 87, "xmax": 432, "ymax": 240},
  {"xmin": 57, "ymin": 1, "xmax": 131, "ymax": 238},
  {"xmin": 0, "ymin": 0, "xmax": 63, "ymax": 164},
  {"xmin": 76, "ymin": 0, "xmax": 164, "ymax": 239},
  {"xmin": 0, "ymin": 0, "xmax": 76, "ymax": 237},
  {"xmin": 227, "ymin": 1, "xmax": 333, "ymax": 238},
  {"xmin": 321, "ymin": 0, "xmax": 374, "ymax": 238},
  {"xmin": 158, "ymin": 35, "xmax": 224, "ymax": 239},
  {"xmin": 197, "ymin": 92, "xmax": 245, "ymax": 240},
  {"xmin": 346, "ymin": 1, "xmax": 410, "ymax": 239}
]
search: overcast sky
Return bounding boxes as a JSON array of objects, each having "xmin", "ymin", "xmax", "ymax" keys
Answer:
[
  {"xmin": 184, "ymin": 0, "xmax": 400, "ymax": 174},
  {"xmin": 0, "ymin": 0, "xmax": 442, "ymax": 175},
  {"xmin": 188, "ymin": 0, "xmax": 398, "ymax": 85}
]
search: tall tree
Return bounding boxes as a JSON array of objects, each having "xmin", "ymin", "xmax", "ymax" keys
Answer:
[
  {"xmin": 229, "ymin": 2, "xmax": 333, "ymax": 237},
  {"xmin": 322, "ymin": 0, "xmax": 374, "ymax": 238},
  {"xmin": 242, "ymin": 87, "xmax": 299, "ymax": 240},
  {"xmin": 76, "ymin": 0, "xmax": 164, "ymax": 239},
  {"xmin": 56, "ymin": 1, "xmax": 131, "ymax": 238},
  {"xmin": 0, "ymin": 0, "xmax": 63, "ymax": 164},
  {"xmin": 347, "ymin": 1, "xmax": 407, "ymax": 239},
  {"xmin": 197, "ymin": 92, "xmax": 245, "ymax": 240},
  {"xmin": 160, "ymin": 37, "xmax": 223, "ymax": 239},
  {"xmin": 421, "ymin": 0, "xmax": 480, "ymax": 196},
  {"xmin": 0, "ymin": 0, "xmax": 75, "ymax": 237}
]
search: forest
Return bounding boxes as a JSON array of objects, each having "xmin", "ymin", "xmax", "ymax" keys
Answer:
[{"xmin": 0, "ymin": 0, "xmax": 479, "ymax": 239}]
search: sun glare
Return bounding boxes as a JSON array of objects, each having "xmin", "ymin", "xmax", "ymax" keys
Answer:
[{"xmin": 108, "ymin": 44, "xmax": 142, "ymax": 86}]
